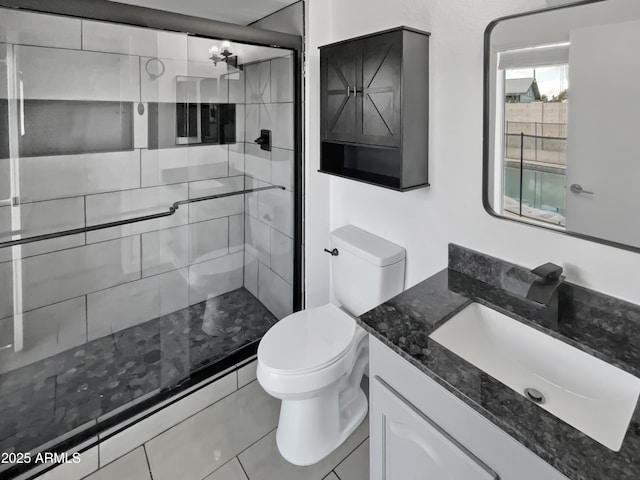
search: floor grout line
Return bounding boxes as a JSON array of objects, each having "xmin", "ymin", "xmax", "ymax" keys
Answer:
[
  {"xmin": 142, "ymin": 444, "xmax": 154, "ymax": 480},
  {"xmin": 236, "ymin": 454, "xmax": 251, "ymax": 480},
  {"xmin": 333, "ymin": 435, "xmax": 369, "ymax": 473},
  {"xmin": 197, "ymin": 425, "xmax": 276, "ymax": 480}
]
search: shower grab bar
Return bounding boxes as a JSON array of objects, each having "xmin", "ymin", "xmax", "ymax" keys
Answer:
[{"xmin": 0, "ymin": 185, "xmax": 285, "ymax": 249}]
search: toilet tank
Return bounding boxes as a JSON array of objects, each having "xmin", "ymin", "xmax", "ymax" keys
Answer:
[{"xmin": 330, "ymin": 225, "xmax": 406, "ymax": 317}]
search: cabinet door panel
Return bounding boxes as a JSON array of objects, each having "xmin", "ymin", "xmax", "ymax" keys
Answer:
[
  {"xmin": 371, "ymin": 377, "xmax": 498, "ymax": 480},
  {"xmin": 321, "ymin": 43, "xmax": 359, "ymax": 143},
  {"xmin": 360, "ymin": 32, "xmax": 402, "ymax": 147}
]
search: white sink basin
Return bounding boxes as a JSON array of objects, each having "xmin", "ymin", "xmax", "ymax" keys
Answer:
[{"xmin": 429, "ymin": 302, "xmax": 640, "ymax": 451}]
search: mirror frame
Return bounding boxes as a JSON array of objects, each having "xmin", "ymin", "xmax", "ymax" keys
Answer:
[{"xmin": 482, "ymin": 0, "xmax": 640, "ymax": 255}]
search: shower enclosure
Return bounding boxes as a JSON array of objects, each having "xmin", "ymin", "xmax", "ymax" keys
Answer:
[{"xmin": 0, "ymin": 1, "xmax": 302, "ymax": 477}]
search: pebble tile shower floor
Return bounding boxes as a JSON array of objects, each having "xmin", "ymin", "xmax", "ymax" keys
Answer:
[{"xmin": 0, "ymin": 288, "xmax": 276, "ymax": 457}]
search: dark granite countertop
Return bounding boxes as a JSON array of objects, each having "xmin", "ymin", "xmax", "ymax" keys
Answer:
[{"xmin": 358, "ymin": 245, "xmax": 640, "ymax": 480}]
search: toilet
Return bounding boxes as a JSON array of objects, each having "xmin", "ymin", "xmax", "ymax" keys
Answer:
[{"xmin": 257, "ymin": 225, "xmax": 406, "ymax": 466}]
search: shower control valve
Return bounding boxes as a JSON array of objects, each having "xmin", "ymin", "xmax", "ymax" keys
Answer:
[{"xmin": 324, "ymin": 248, "xmax": 339, "ymax": 256}]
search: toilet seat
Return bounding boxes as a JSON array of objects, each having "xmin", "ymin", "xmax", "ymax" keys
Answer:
[{"xmin": 258, "ymin": 304, "xmax": 356, "ymax": 376}]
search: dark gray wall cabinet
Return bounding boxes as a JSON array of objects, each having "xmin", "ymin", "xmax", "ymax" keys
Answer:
[{"xmin": 319, "ymin": 27, "xmax": 430, "ymax": 191}]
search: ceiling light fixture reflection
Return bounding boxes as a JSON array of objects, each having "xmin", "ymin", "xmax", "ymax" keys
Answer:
[{"xmin": 209, "ymin": 40, "xmax": 240, "ymax": 69}]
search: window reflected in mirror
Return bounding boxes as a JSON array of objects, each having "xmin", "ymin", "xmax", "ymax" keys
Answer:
[{"xmin": 500, "ymin": 54, "xmax": 569, "ymax": 228}]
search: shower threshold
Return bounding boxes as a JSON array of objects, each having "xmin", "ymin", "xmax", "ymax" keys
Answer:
[{"xmin": 0, "ymin": 287, "xmax": 277, "ymax": 460}]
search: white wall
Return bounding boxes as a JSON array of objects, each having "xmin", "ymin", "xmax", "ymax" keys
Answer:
[
  {"xmin": 304, "ymin": 0, "xmax": 332, "ymax": 307},
  {"xmin": 306, "ymin": 0, "xmax": 640, "ymax": 307}
]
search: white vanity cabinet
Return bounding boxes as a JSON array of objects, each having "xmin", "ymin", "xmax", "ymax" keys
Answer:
[
  {"xmin": 369, "ymin": 336, "xmax": 570, "ymax": 480},
  {"xmin": 372, "ymin": 377, "xmax": 498, "ymax": 480}
]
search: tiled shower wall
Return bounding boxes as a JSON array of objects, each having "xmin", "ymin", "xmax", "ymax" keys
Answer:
[
  {"xmin": 0, "ymin": 9, "xmax": 297, "ymax": 375},
  {"xmin": 243, "ymin": 57, "xmax": 295, "ymax": 320}
]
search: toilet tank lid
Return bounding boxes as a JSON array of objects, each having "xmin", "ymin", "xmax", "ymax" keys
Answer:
[{"xmin": 331, "ymin": 225, "xmax": 405, "ymax": 267}]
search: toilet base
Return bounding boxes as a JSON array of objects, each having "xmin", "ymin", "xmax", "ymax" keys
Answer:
[{"xmin": 275, "ymin": 386, "xmax": 368, "ymax": 466}]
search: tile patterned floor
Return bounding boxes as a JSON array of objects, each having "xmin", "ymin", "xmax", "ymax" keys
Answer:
[
  {"xmin": 0, "ymin": 288, "xmax": 276, "ymax": 457},
  {"xmin": 34, "ymin": 363, "xmax": 369, "ymax": 480}
]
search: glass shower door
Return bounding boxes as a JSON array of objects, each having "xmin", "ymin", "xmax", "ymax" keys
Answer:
[{"xmin": 0, "ymin": 6, "xmax": 296, "ymax": 472}]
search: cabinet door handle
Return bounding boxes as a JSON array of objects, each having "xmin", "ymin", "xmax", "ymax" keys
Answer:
[
  {"xmin": 352, "ymin": 86, "xmax": 359, "ymax": 96},
  {"xmin": 346, "ymin": 85, "xmax": 351, "ymax": 98}
]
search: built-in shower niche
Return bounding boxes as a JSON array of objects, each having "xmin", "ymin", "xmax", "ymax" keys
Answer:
[
  {"xmin": 17, "ymin": 100, "xmax": 134, "ymax": 157},
  {"xmin": 147, "ymin": 102, "xmax": 236, "ymax": 149}
]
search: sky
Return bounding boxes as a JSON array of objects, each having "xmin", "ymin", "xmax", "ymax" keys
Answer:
[{"xmin": 506, "ymin": 65, "xmax": 569, "ymax": 99}]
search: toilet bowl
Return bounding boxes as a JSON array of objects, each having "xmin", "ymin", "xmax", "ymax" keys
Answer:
[
  {"xmin": 257, "ymin": 304, "xmax": 369, "ymax": 466},
  {"xmin": 257, "ymin": 225, "xmax": 406, "ymax": 466}
]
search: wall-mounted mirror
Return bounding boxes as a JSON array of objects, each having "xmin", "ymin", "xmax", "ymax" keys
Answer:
[{"xmin": 484, "ymin": 0, "xmax": 640, "ymax": 252}]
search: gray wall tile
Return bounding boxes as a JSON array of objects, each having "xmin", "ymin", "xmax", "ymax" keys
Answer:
[
  {"xmin": 16, "ymin": 46, "xmax": 140, "ymax": 102},
  {"xmin": 0, "ymin": 198, "xmax": 85, "ymax": 259},
  {"xmin": 258, "ymin": 262, "xmax": 292, "ymax": 320},
  {"xmin": 228, "ymin": 69, "xmax": 245, "ymax": 104},
  {"xmin": 244, "ymin": 178, "xmax": 269, "ymax": 219},
  {"xmin": 271, "ymin": 147, "xmax": 293, "ymax": 191},
  {"xmin": 20, "ymin": 151, "xmax": 140, "ymax": 203},
  {"xmin": 134, "ymin": 103, "xmax": 149, "ymax": 150},
  {"xmin": 0, "ymin": 261, "xmax": 13, "ymax": 318},
  {"xmin": 189, "ymin": 177, "xmax": 244, "ymax": 223},
  {"xmin": 0, "ymin": 297, "xmax": 87, "ymax": 374},
  {"xmin": 189, "ymin": 217, "xmax": 229, "ymax": 264},
  {"xmin": 229, "ymin": 143, "xmax": 245, "ymax": 177},
  {"xmin": 189, "ymin": 251, "xmax": 244, "ymax": 304},
  {"xmin": 141, "ymin": 146, "xmax": 230, "ymax": 187},
  {"xmin": 259, "ymin": 188, "xmax": 293, "ymax": 237},
  {"xmin": 271, "ymin": 55, "xmax": 294, "ymax": 103},
  {"xmin": 229, "ymin": 215, "xmax": 244, "ymax": 254},
  {"xmin": 245, "ymin": 61, "xmax": 271, "ymax": 104},
  {"xmin": 270, "ymin": 228, "xmax": 293, "ymax": 285},
  {"xmin": 22, "ymin": 236, "xmax": 141, "ymax": 311},
  {"xmin": 260, "ymin": 103, "xmax": 294, "ymax": 150},
  {"xmin": 0, "ymin": 207, "xmax": 10, "ymax": 263},
  {"xmin": 0, "ymin": 159, "xmax": 9, "ymax": 200},
  {"xmin": 87, "ymin": 268, "xmax": 189, "ymax": 340},
  {"xmin": 0, "ymin": 10, "xmax": 81, "ymax": 49},
  {"xmin": 86, "ymin": 183, "xmax": 188, "ymax": 243},
  {"xmin": 244, "ymin": 252, "xmax": 258, "ymax": 298},
  {"xmin": 141, "ymin": 224, "xmax": 189, "ymax": 277},
  {"xmin": 245, "ymin": 104, "xmax": 260, "ymax": 143},
  {"xmin": 82, "ymin": 20, "xmax": 187, "ymax": 60},
  {"xmin": 245, "ymin": 143, "xmax": 271, "ymax": 183},
  {"xmin": 245, "ymin": 215, "xmax": 270, "ymax": 266},
  {"xmin": 235, "ymin": 106, "xmax": 245, "ymax": 148}
]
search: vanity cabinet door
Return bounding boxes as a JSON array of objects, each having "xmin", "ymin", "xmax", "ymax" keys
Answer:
[
  {"xmin": 371, "ymin": 376, "xmax": 498, "ymax": 480},
  {"xmin": 320, "ymin": 41, "xmax": 360, "ymax": 143}
]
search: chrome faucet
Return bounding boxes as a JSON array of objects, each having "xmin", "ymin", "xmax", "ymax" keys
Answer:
[{"xmin": 526, "ymin": 262, "xmax": 565, "ymax": 330}]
